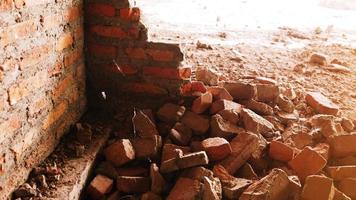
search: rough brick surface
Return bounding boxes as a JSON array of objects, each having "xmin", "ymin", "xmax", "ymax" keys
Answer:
[
  {"xmin": 200, "ymin": 137, "xmax": 232, "ymax": 161},
  {"xmin": 104, "ymin": 139, "xmax": 135, "ymax": 166},
  {"xmin": 87, "ymin": 175, "xmax": 113, "ymax": 199},
  {"xmin": 210, "ymin": 114, "xmax": 244, "ymax": 139},
  {"xmin": 210, "ymin": 99, "xmax": 242, "ymax": 114},
  {"xmin": 157, "ymin": 103, "xmax": 186, "ymax": 123},
  {"xmin": 301, "ymin": 175, "xmax": 334, "ymax": 200},
  {"xmin": 329, "ymin": 133, "xmax": 356, "ymax": 158},
  {"xmin": 241, "ymin": 108, "xmax": 275, "ymax": 136},
  {"xmin": 117, "ymin": 176, "xmax": 150, "ymax": 193},
  {"xmin": 223, "ymin": 82, "xmax": 256, "ymax": 100},
  {"xmin": 306, "ymin": 92, "xmax": 339, "ymax": 115},
  {"xmin": 192, "ymin": 92, "xmax": 213, "ymax": 114},
  {"xmin": 167, "ymin": 178, "xmax": 203, "ymax": 200},
  {"xmin": 269, "ymin": 140, "xmax": 295, "ymax": 162},
  {"xmin": 180, "ymin": 111, "xmax": 210, "ymax": 134}
]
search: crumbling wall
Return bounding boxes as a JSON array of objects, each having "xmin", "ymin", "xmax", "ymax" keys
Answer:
[
  {"xmin": 0, "ymin": 0, "xmax": 86, "ymax": 198},
  {"xmin": 85, "ymin": 0, "xmax": 191, "ymax": 101}
]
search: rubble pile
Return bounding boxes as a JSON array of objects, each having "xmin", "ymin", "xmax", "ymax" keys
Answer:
[{"xmin": 86, "ymin": 74, "xmax": 355, "ymax": 200}]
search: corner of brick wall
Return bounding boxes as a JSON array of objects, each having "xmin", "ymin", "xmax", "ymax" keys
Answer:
[
  {"xmin": 0, "ymin": 0, "xmax": 86, "ymax": 198},
  {"xmin": 84, "ymin": 0, "xmax": 192, "ymax": 100}
]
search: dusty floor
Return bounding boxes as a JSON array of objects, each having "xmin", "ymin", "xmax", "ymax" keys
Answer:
[{"xmin": 136, "ymin": 0, "xmax": 356, "ymax": 119}]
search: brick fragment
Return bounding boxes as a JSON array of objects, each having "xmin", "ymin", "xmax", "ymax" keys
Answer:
[
  {"xmin": 244, "ymin": 99, "xmax": 274, "ymax": 116},
  {"xmin": 241, "ymin": 108, "xmax": 274, "ymax": 136},
  {"xmin": 192, "ymin": 92, "xmax": 213, "ymax": 114},
  {"xmin": 223, "ymin": 82, "xmax": 256, "ymax": 100},
  {"xmin": 288, "ymin": 146, "xmax": 327, "ymax": 180},
  {"xmin": 195, "ymin": 68, "xmax": 221, "ymax": 86},
  {"xmin": 269, "ymin": 140, "xmax": 294, "ymax": 162},
  {"xmin": 306, "ymin": 92, "xmax": 339, "ymax": 115},
  {"xmin": 255, "ymin": 76, "xmax": 278, "ymax": 85},
  {"xmin": 210, "ymin": 114, "xmax": 244, "ymax": 139},
  {"xmin": 176, "ymin": 151, "xmax": 209, "ymax": 169},
  {"xmin": 213, "ymin": 165, "xmax": 252, "ymax": 199},
  {"xmin": 133, "ymin": 110, "xmax": 159, "ymax": 138},
  {"xmin": 310, "ymin": 53, "xmax": 327, "ymax": 66},
  {"xmin": 336, "ymin": 178, "xmax": 356, "ymax": 199},
  {"xmin": 199, "ymin": 137, "xmax": 232, "ymax": 161},
  {"xmin": 329, "ymin": 133, "xmax": 356, "ymax": 158},
  {"xmin": 157, "ymin": 103, "xmax": 186, "ymax": 123},
  {"xmin": 180, "ymin": 111, "xmax": 209, "ymax": 134},
  {"xmin": 277, "ymin": 94, "xmax": 294, "ymax": 113},
  {"xmin": 217, "ymin": 109, "xmax": 240, "ymax": 124},
  {"xmin": 219, "ymin": 131, "xmax": 260, "ymax": 174},
  {"xmin": 119, "ymin": 7, "xmax": 140, "ymax": 22},
  {"xmin": 87, "ymin": 175, "xmax": 113, "ymax": 200},
  {"xmin": 341, "ymin": 118, "xmax": 355, "ymax": 132},
  {"xmin": 131, "ymin": 135, "xmax": 162, "ymax": 159},
  {"xmin": 116, "ymin": 167, "xmax": 148, "ymax": 177},
  {"xmin": 240, "ymin": 168, "xmax": 290, "ymax": 200},
  {"xmin": 87, "ymin": 3, "xmax": 115, "ymax": 17},
  {"xmin": 301, "ymin": 175, "xmax": 334, "ymax": 200},
  {"xmin": 210, "ymin": 99, "xmax": 242, "ymax": 114},
  {"xmin": 236, "ymin": 163, "xmax": 258, "ymax": 180},
  {"xmin": 207, "ymin": 86, "xmax": 233, "ymax": 101},
  {"xmin": 180, "ymin": 81, "xmax": 207, "ymax": 96},
  {"xmin": 202, "ymin": 176, "xmax": 222, "ymax": 200},
  {"xmin": 104, "ymin": 139, "xmax": 135, "ymax": 166},
  {"xmin": 327, "ymin": 166, "xmax": 356, "ymax": 181},
  {"xmin": 333, "ymin": 187, "xmax": 351, "ymax": 200},
  {"xmin": 169, "ymin": 122, "xmax": 192, "ymax": 146},
  {"xmin": 256, "ymin": 84, "xmax": 280, "ymax": 103},
  {"xmin": 150, "ymin": 163, "xmax": 165, "ymax": 194},
  {"xmin": 167, "ymin": 178, "xmax": 203, "ymax": 200},
  {"xmin": 117, "ymin": 176, "xmax": 150, "ymax": 193},
  {"xmin": 161, "ymin": 143, "xmax": 191, "ymax": 162},
  {"xmin": 141, "ymin": 192, "xmax": 162, "ymax": 200}
]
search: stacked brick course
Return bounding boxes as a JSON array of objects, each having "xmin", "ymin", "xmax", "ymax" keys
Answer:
[{"xmin": 0, "ymin": 0, "xmax": 86, "ymax": 198}]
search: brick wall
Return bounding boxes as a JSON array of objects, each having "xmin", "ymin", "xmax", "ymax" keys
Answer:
[
  {"xmin": 0, "ymin": 0, "xmax": 86, "ymax": 198},
  {"xmin": 85, "ymin": 0, "xmax": 191, "ymax": 99}
]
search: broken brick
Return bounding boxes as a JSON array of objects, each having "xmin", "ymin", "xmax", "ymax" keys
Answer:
[
  {"xmin": 133, "ymin": 110, "xmax": 159, "ymax": 138},
  {"xmin": 277, "ymin": 94, "xmax": 295, "ymax": 113},
  {"xmin": 269, "ymin": 140, "xmax": 295, "ymax": 162},
  {"xmin": 329, "ymin": 133, "xmax": 356, "ymax": 158},
  {"xmin": 210, "ymin": 99, "xmax": 242, "ymax": 114},
  {"xmin": 288, "ymin": 146, "xmax": 327, "ymax": 180},
  {"xmin": 141, "ymin": 192, "xmax": 162, "ymax": 200},
  {"xmin": 223, "ymin": 82, "xmax": 256, "ymax": 100},
  {"xmin": 310, "ymin": 53, "xmax": 327, "ymax": 66},
  {"xmin": 117, "ymin": 167, "xmax": 148, "ymax": 177},
  {"xmin": 169, "ymin": 122, "xmax": 192, "ymax": 146},
  {"xmin": 176, "ymin": 151, "xmax": 209, "ymax": 169},
  {"xmin": 131, "ymin": 135, "xmax": 162, "ymax": 159},
  {"xmin": 241, "ymin": 108, "xmax": 274, "ymax": 136},
  {"xmin": 87, "ymin": 174, "xmax": 113, "ymax": 200},
  {"xmin": 240, "ymin": 168, "xmax": 290, "ymax": 200},
  {"xmin": 210, "ymin": 114, "xmax": 245, "ymax": 139},
  {"xmin": 217, "ymin": 109, "xmax": 240, "ymax": 124},
  {"xmin": 341, "ymin": 118, "xmax": 354, "ymax": 132},
  {"xmin": 202, "ymin": 176, "xmax": 222, "ymax": 200},
  {"xmin": 333, "ymin": 187, "xmax": 351, "ymax": 200},
  {"xmin": 166, "ymin": 178, "xmax": 203, "ymax": 200},
  {"xmin": 117, "ymin": 176, "xmax": 150, "ymax": 194},
  {"xmin": 327, "ymin": 166, "xmax": 356, "ymax": 181},
  {"xmin": 104, "ymin": 139, "xmax": 135, "ymax": 166},
  {"xmin": 157, "ymin": 103, "xmax": 186, "ymax": 123},
  {"xmin": 207, "ymin": 86, "xmax": 233, "ymax": 101},
  {"xmin": 181, "ymin": 81, "xmax": 207, "ymax": 96},
  {"xmin": 180, "ymin": 111, "xmax": 210, "ymax": 134},
  {"xmin": 306, "ymin": 92, "xmax": 339, "ymax": 116},
  {"xmin": 192, "ymin": 92, "xmax": 213, "ymax": 114},
  {"xmin": 243, "ymin": 99, "xmax": 274, "ymax": 116},
  {"xmin": 301, "ymin": 175, "xmax": 334, "ymax": 200},
  {"xmin": 255, "ymin": 84, "xmax": 280, "ymax": 103},
  {"xmin": 219, "ymin": 131, "xmax": 260, "ymax": 174},
  {"xmin": 199, "ymin": 137, "xmax": 232, "ymax": 161},
  {"xmin": 161, "ymin": 143, "xmax": 191, "ymax": 162},
  {"xmin": 150, "ymin": 163, "xmax": 166, "ymax": 194},
  {"xmin": 195, "ymin": 68, "xmax": 221, "ymax": 86},
  {"xmin": 336, "ymin": 178, "xmax": 356, "ymax": 200}
]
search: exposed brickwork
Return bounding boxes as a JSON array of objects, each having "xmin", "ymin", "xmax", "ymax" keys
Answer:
[
  {"xmin": 0, "ymin": 0, "xmax": 86, "ymax": 198},
  {"xmin": 85, "ymin": 0, "xmax": 188, "ymax": 97}
]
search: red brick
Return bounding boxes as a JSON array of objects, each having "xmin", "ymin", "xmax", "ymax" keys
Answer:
[
  {"xmin": 0, "ymin": 20, "xmax": 36, "ymax": 46},
  {"xmin": 131, "ymin": 136, "xmax": 162, "ymax": 159},
  {"xmin": 223, "ymin": 82, "xmax": 256, "ymax": 100},
  {"xmin": 210, "ymin": 99, "xmax": 242, "ymax": 114},
  {"xmin": 180, "ymin": 111, "xmax": 210, "ymax": 134},
  {"xmin": 87, "ymin": 175, "xmax": 113, "ymax": 200},
  {"xmin": 88, "ymin": 44, "xmax": 116, "ymax": 58},
  {"xmin": 49, "ymin": 61, "xmax": 63, "ymax": 77},
  {"xmin": 116, "ymin": 167, "xmax": 148, "ymax": 176},
  {"xmin": 64, "ymin": 49, "xmax": 82, "ymax": 68},
  {"xmin": 150, "ymin": 163, "xmax": 166, "ymax": 194},
  {"xmin": 161, "ymin": 143, "xmax": 191, "ymax": 162},
  {"xmin": 74, "ymin": 26, "xmax": 84, "ymax": 40},
  {"xmin": 57, "ymin": 33, "xmax": 73, "ymax": 51},
  {"xmin": 42, "ymin": 101, "xmax": 68, "ymax": 130},
  {"xmin": 104, "ymin": 139, "xmax": 135, "ymax": 166},
  {"xmin": 269, "ymin": 140, "xmax": 295, "ymax": 162},
  {"xmin": 301, "ymin": 175, "xmax": 334, "ymax": 200},
  {"xmin": 132, "ymin": 110, "xmax": 159, "ymax": 138},
  {"xmin": 87, "ymin": 3, "xmax": 115, "ymax": 17},
  {"xmin": 157, "ymin": 103, "xmax": 186, "ymax": 123},
  {"xmin": 207, "ymin": 86, "xmax": 233, "ymax": 101},
  {"xmin": 167, "ymin": 178, "xmax": 202, "ymax": 200},
  {"xmin": 53, "ymin": 74, "xmax": 74, "ymax": 101},
  {"xmin": 180, "ymin": 81, "xmax": 207, "ymax": 96},
  {"xmin": 117, "ymin": 64, "xmax": 138, "ymax": 75},
  {"xmin": 64, "ymin": 5, "xmax": 82, "ymax": 23},
  {"xmin": 143, "ymin": 66, "xmax": 191, "ymax": 80},
  {"xmin": 0, "ymin": 0, "xmax": 13, "ymax": 12},
  {"xmin": 288, "ymin": 147, "xmax": 327, "ymax": 180},
  {"xmin": 329, "ymin": 134, "xmax": 356, "ymax": 158},
  {"xmin": 210, "ymin": 114, "xmax": 244, "ymax": 139},
  {"xmin": 192, "ymin": 92, "xmax": 213, "ymax": 114},
  {"xmin": 336, "ymin": 178, "xmax": 356, "ymax": 199},
  {"xmin": 20, "ymin": 43, "xmax": 52, "ymax": 69},
  {"xmin": 120, "ymin": 82, "xmax": 168, "ymax": 95},
  {"xmin": 327, "ymin": 166, "xmax": 356, "ymax": 181},
  {"xmin": 119, "ymin": 7, "xmax": 140, "ymax": 22},
  {"xmin": 200, "ymin": 137, "xmax": 232, "ymax": 161},
  {"xmin": 306, "ymin": 92, "xmax": 339, "ymax": 115},
  {"xmin": 117, "ymin": 176, "xmax": 150, "ymax": 193},
  {"xmin": 310, "ymin": 53, "xmax": 327, "ymax": 66},
  {"xmin": 90, "ymin": 25, "xmax": 127, "ymax": 39},
  {"xmin": 146, "ymin": 49, "xmax": 174, "ymax": 62},
  {"xmin": 126, "ymin": 47, "xmax": 146, "ymax": 59},
  {"xmin": 241, "ymin": 108, "xmax": 274, "ymax": 136},
  {"xmin": 169, "ymin": 122, "xmax": 192, "ymax": 146}
]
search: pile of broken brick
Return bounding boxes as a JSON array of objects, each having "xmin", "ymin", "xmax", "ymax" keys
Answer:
[{"xmin": 87, "ymin": 76, "xmax": 356, "ymax": 200}]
